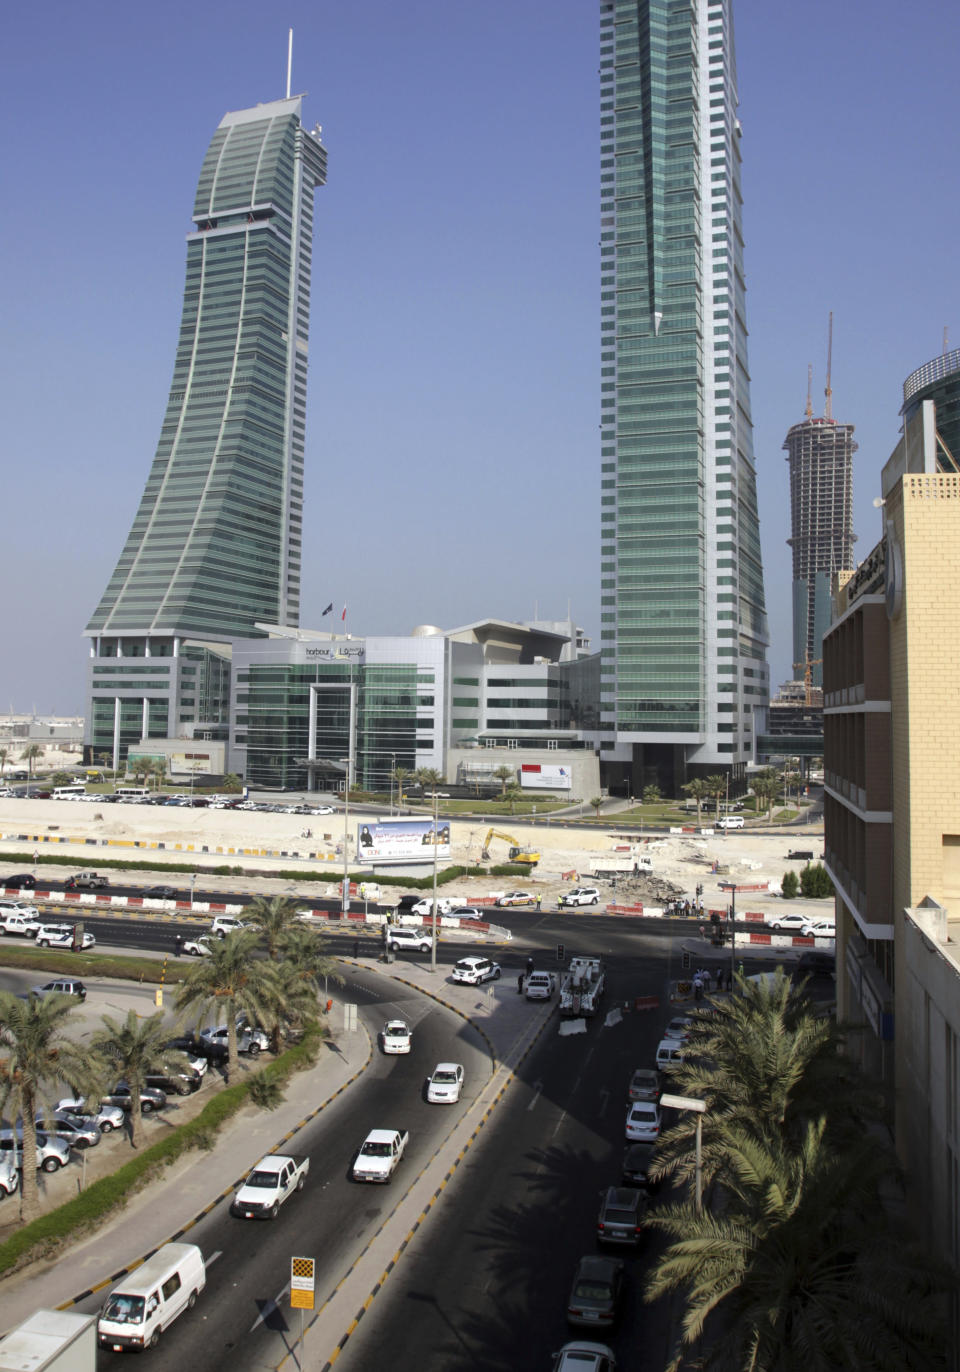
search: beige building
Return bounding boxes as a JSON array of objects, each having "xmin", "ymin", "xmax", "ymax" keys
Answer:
[{"xmin": 824, "ymin": 379, "xmax": 960, "ymax": 1359}]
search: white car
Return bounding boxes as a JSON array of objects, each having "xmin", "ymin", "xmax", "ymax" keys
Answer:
[
  {"xmin": 209, "ymin": 916, "xmax": 249, "ymax": 937},
  {"xmin": 426, "ymin": 1062, "xmax": 464, "ymax": 1104},
  {"xmin": 663, "ymin": 1016, "xmax": 691, "ymax": 1041},
  {"xmin": 625, "ymin": 1101, "xmax": 661, "ymax": 1142},
  {"xmin": 716, "ymin": 815, "xmax": 744, "ymax": 829},
  {"xmin": 55, "ymin": 1098, "xmax": 125, "ymax": 1133},
  {"xmin": 36, "ymin": 927, "xmax": 95, "ymax": 951},
  {"xmin": 767, "ymin": 912, "xmax": 811, "ymax": 932},
  {"xmin": 200, "ymin": 1022, "xmax": 269, "ymax": 1056},
  {"xmin": 558, "ymin": 887, "xmax": 601, "ymax": 908},
  {"xmin": 386, "ymin": 927, "xmax": 433, "ymax": 954},
  {"xmin": 183, "ymin": 936, "xmax": 215, "ymax": 956},
  {"xmin": 552, "ymin": 1342, "xmax": 617, "ymax": 1372},
  {"xmin": 802, "ymin": 919, "xmax": 836, "ymax": 938},
  {"xmin": 496, "ymin": 891, "xmax": 535, "ymax": 907},
  {"xmin": 381, "ymin": 1020, "xmax": 412, "ymax": 1055},
  {"xmin": 451, "ymin": 956, "xmax": 501, "ymax": 985},
  {"xmin": 0, "ymin": 911, "xmax": 42, "ymax": 937},
  {"xmin": 0, "ymin": 1155, "xmax": 19, "ymax": 1197},
  {"xmin": 311, "ymin": 805, "xmax": 335, "ymax": 815}
]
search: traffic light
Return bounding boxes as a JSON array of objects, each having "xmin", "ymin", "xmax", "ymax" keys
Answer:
[
  {"xmin": 556, "ymin": 943, "xmax": 565, "ymax": 963},
  {"xmin": 681, "ymin": 950, "xmax": 691, "ymax": 970}
]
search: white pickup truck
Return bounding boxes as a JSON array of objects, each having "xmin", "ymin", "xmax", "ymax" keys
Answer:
[
  {"xmin": 231, "ymin": 1153, "xmax": 309, "ymax": 1219},
  {"xmin": 0, "ymin": 906, "xmax": 40, "ymax": 937},
  {"xmin": 352, "ymin": 1128, "xmax": 409, "ymax": 1183}
]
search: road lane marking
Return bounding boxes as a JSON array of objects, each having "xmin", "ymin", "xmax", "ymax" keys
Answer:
[{"xmin": 525, "ymin": 1079, "xmax": 543, "ymax": 1111}]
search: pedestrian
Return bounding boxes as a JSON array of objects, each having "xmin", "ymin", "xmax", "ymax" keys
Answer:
[
  {"xmin": 535, "ymin": 892, "xmax": 542, "ymax": 910},
  {"xmin": 693, "ymin": 975, "xmax": 703, "ymax": 1003},
  {"xmin": 517, "ymin": 972, "xmax": 525, "ymax": 995},
  {"xmin": 526, "ymin": 955, "xmax": 535, "ymax": 977},
  {"xmin": 174, "ymin": 932, "xmax": 182, "ymax": 959},
  {"xmin": 352, "ymin": 936, "xmax": 360, "ymax": 958}
]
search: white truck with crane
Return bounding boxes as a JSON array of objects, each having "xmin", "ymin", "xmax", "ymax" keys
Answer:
[{"xmin": 559, "ymin": 956, "xmax": 606, "ymax": 1018}]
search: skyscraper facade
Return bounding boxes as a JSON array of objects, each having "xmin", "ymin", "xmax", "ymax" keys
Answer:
[
  {"xmin": 784, "ymin": 410, "xmax": 857, "ymax": 691},
  {"xmin": 83, "ymin": 96, "xmax": 327, "ymax": 767},
  {"xmin": 598, "ymin": 0, "xmax": 768, "ymax": 797}
]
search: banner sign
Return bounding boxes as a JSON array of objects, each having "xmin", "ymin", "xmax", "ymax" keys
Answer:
[{"xmin": 356, "ymin": 818, "xmax": 452, "ymax": 865}]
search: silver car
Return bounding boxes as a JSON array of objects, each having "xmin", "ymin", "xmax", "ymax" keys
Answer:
[
  {"xmin": 54, "ymin": 1098, "xmax": 125, "ymax": 1133},
  {"xmin": 35, "ymin": 1112, "xmax": 101, "ymax": 1149},
  {"xmin": 0, "ymin": 1130, "xmax": 71, "ymax": 1173}
]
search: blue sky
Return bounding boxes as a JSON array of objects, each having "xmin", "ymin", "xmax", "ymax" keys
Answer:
[{"xmin": 2, "ymin": 0, "xmax": 958, "ymax": 714}]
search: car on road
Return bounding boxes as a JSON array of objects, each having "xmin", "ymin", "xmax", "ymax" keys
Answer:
[
  {"xmin": 36, "ymin": 927, "xmax": 96, "ymax": 951},
  {"xmin": 767, "ymin": 911, "xmax": 811, "ymax": 932},
  {"xmin": 802, "ymin": 919, "xmax": 836, "ymax": 938},
  {"xmin": 448, "ymin": 906, "xmax": 484, "ymax": 921},
  {"xmin": 231, "ymin": 1153, "xmax": 309, "ymax": 1220},
  {"xmin": 183, "ymin": 935, "xmax": 216, "ymax": 957},
  {"xmin": 381, "ymin": 1020, "xmax": 412, "ymax": 1055},
  {"xmin": 621, "ymin": 1142, "xmax": 661, "ymax": 1192},
  {"xmin": 451, "ymin": 956, "xmax": 501, "ymax": 985},
  {"xmin": 0, "ymin": 1130, "xmax": 70, "ymax": 1172},
  {"xmin": 426, "ymin": 1063, "xmax": 464, "ymax": 1104},
  {"xmin": 625, "ymin": 1101, "xmax": 661, "ymax": 1142},
  {"xmin": 524, "ymin": 970, "xmax": 556, "ymax": 1000},
  {"xmin": 209, "ymin": 915, "xmax": 249, "ymax": 937},
  {"xmin": 663, "ymin": 1016, "xmax": 691, "ymax": 1041},
  {"xmin": 102, "ymin": 1083, "xmax": 168, "ymax": 1114},
  {"xmin": 142, "ymin": 885, "xmax": 178, "ymax": 899},
  {"xmin": 31, "ymin": 978, "xmax": 87, "ymax": 1001},
  {"xmin": 627, "ymin": 1068, "xmax": 661, "ymax": 1103},
  {"xmin": 495, "ymin": 890, "xmax": 535, "ymax": 907},
  {"xmin": 53, "ymin": 1100, "xmax": 125, "ymax": 1133},
  {"xmin": 0, "ymin": 909, "xmax": 41, "ymax": 937},
  {"xmin": 551, "ymin": 1343, "xmax": 617, "ymax": 1372},
  {"xmin": 64, "ymin": 872, "xmax": 109, "ymax": 890},
  {"xmin": 386, "ymin": 927, "xmax": 433, "ymax": 954},
  {"xmin": 35, "ymin": 1112, "xmax": 101, "ymax": 1149},
  {"xmin": 2, "ymin": 874, "xmax": 35, "ymax": 889},
  {"xmin": 558, "ymin": 887, "xmax": 601, "ymax": 908},
  {"xmin": 566, "ymin": 1254, "xmax": 624, "ymax": 1329},
  {"xmin": 596, "ymin": 1185, "xmax": 646, "ymax": 1246},
  {"xmin": 311, "ymin": 805, "xmax": 335, "ymax": 815},
  {"xmin": 716, "ymin": 815, "xmax": 744, "ymax": 829}
]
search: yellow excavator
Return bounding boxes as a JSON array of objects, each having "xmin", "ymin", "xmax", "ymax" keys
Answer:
[{"xmin": 481, "ymin": 828, "xmax": 541, "ymax": 867}]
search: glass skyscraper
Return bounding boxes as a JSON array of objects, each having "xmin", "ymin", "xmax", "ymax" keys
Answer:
[
  {"xmin": 83, "ymin": 96, "xmax": 327, "ymax": 767},
  {"xmin": 598, "ymin": 0, "xmax": 768, "ymax": 796}
]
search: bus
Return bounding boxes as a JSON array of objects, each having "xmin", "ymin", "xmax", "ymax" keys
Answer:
[
  {"xmin": 53, "ymin": 786, "xmax": 87, "ymax": 800},
  {"xmin": 114, "ymin": 786, "xmax": 150, "ymax": 799}
]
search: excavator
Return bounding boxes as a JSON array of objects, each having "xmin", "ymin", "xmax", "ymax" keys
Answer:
[{"xmin": 480, "ymin": 829, "xmax": 541, "ymax": 867}]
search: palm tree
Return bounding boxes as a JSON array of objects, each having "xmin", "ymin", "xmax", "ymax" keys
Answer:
[
  {"xmin": 89, "ymin": 1010, "xmax": 187, "ymax": 1148},
  {"xmin": 20, "ymin": 744, "xmax": 43, "ymax": 781},
  {"xmin": 642, "ymin": 783, "xmax": 661, "ymax": 804},
  {"xmin": 264, "ymin": 926, "xmax": 344, "ymax": 1050},
  {"xmin": 417, "ymin": 767, "xmax": 443, "ymax": 796},
  {"xmin": 751, "ymin": 766, "xmax": 781, "ymax": 823},
  {"xmin": 654, "ymin": 971, "xmax": 882, "ymax": 1187},
  {"xmin": 392, "ymin": 766, "xmax": 411, "ymax": 806},
  {"xmin": 704, "ymin": 773, "xmax": 727, "ymax": 821},
  {"xmin": 221, "ymin": 771, "xmax": 242, "ymax": 794},
  {"xmin": 0, "ymin": 747, "xmax": 9, "ymax": 780},
  {"xmin": 174, "ymin": 931, "xmax": 279, "ymax": 1081},
  {"xmin": 492, "ymin": 765, "xmax": 514, "ymax": 797},
  {"xmin": 681, "ymin": 777, "xmax": 711, "ymax": 822},
  {"xmin": 0, "ymin": 990, "xmax": 88, "ymax": 1222},
  {"xmin": 589, "ymin": 794, "xmax": 604, "ymax": 819},
  {"xmin": 645, "ymin": 1118, "xmax": 949, "ymax": 1372},
  {"xmin": 502, "ymin": 784, "xmax": 523, "ymax": 815},
  {"xmin": 246, "ymin": 895, "xmax": 303, "ymax": 961}
]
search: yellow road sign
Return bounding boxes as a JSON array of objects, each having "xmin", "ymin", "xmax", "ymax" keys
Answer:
[{"xmin": 291, "ymin": 1255, "xmax": 315, "ymax": 1310}]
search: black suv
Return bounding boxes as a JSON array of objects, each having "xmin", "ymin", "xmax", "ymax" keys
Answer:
[{"xmin": 596, "ymin": 1186, "xmax": 646, "ymax": 1246}]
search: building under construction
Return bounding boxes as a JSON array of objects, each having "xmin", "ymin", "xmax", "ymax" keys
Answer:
[{"xmin": 784, "ymin": 325, "xmax": 857, "ymax": 690}]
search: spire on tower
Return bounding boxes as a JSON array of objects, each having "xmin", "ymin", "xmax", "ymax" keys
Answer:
[
  {"xmin": 824, "ymin": 311, "xmax": 834, "ymax": 422},
  {"xmin": 805, "ymin": 363, "xmax": 813, "ymax": 419}
]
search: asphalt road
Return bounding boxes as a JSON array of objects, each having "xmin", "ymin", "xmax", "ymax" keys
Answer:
[
  {"xmin": 70, "ymin": 963, "xmax": 491, "ymax": 1371},
  {"xmin": 332, "ymin": 952, "xmax": 679, "ymax": 1372}
]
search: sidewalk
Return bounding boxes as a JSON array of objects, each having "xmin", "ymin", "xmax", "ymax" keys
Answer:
[{"xmin": 0, "ymin": 951, "xmax": 555, "ymax": 1343}]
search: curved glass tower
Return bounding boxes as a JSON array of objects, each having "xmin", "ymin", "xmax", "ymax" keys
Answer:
[{"xmin": 84, "ymin": 96, "xmax": 327, "ymax": 767}]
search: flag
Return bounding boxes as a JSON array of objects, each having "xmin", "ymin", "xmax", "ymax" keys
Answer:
[
  {"xmin": 321, "ymin": 602, "xmax": 333, "ymax": 616},
  {"xmin": 341, "ymin": 604, "xmax": 347, "ymax": 621}
]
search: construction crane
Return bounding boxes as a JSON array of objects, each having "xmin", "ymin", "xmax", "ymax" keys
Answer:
[
  {"xmin": 824, "ymin": 311, "xmax": 834, "ymax": 422},
  {"xmin": 480, "ymin": 829, "xmax": 541, "ymax": 867},
  {"xmin": 793, "ymin": 656, "xmax": 824, "ymax": 707}
]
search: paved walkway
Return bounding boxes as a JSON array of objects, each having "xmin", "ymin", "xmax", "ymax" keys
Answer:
[{"xmin": 0, "ymin": 950, "xmax": 555, "ymax": 1361}]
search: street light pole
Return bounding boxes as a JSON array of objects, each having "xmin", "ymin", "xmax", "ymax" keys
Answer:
[
  {"xmin": 341, "ymin": 752, "xmax": 352, "ymax": 922},
  {"xmin": 389, "ymin": 751, "xmax": 396, "ymax": 817},
  {"xmin": 660, "ymin": 1091, "xmax": 706, "ymax": 1212},
  {"xmin": 429, "ymin": 785, "xmax": 438, "ymax": 973}
]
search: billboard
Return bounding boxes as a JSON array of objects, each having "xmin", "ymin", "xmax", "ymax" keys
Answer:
[
  {"xmin": 519, "ymin": 763, "xmax": 572, "ymax": 791},
  {"xmin": 356, "ymin": 818, "xmax": 452, "ymax": 865}
]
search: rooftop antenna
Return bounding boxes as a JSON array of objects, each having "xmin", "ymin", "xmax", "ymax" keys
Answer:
[
  {"xmin": 944, "ymin": 326, "xmax": 950, "ymax": 355},
  {"xmin": 824, "ymin": 311, "xmax": 834, "ymax": 422},
  {"xmin": 286, "ymin": 28, "xmax": 293, "ymax": 100},
  {"xmin": 805, "ymin": 363, "xmax": 813, "ymax": 419}
]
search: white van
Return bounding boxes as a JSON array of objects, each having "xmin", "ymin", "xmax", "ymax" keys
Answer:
[
  {"xmin": 655, "ymin": 1038, "xmax": 685, "ymax": 1073},
  {"xmin": 98, "ymin": 1243, "xmax": 205, "ymax": 1352}
]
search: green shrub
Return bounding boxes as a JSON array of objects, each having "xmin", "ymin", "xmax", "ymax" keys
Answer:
[
  {"xmin": 0, "ymin": 1022, "xmax": 324, "ymax": 1275},
  {"xmin": 488, "ymin": 863, "xmax": 533, "ymax": 877},
  {"xmin": 780, "ymin": 869, "xmax": 799, "ymax": 900},
  {"xmin": 799, "ymin": 862, "xmax": 834, "ymax": 899}
]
